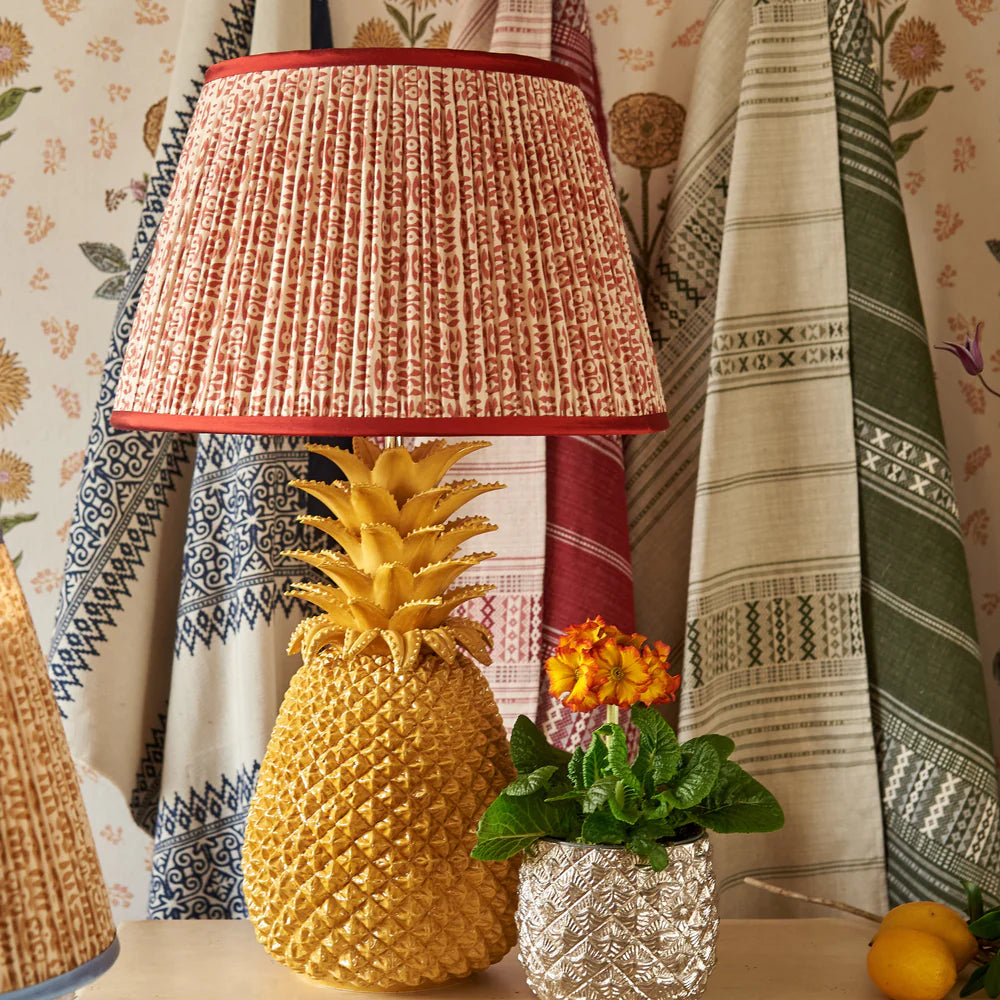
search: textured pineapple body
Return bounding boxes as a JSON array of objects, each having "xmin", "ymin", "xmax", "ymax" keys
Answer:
[{"xmin": 242, "ymin": 648, "xmax": 519, "ymax": 991}]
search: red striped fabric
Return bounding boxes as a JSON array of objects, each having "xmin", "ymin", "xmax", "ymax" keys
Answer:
[{"xmin": 537, "ymin": 0, "xmax": 639, "ymax": 752}]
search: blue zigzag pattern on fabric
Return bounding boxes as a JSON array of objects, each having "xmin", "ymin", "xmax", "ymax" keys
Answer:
[
  {"xmin": 131, "ymin": 713, "xmax": 167, "ymax": 836},
  {"xmin": 175, "ymin": 435, "xmax": 313, "ymax": 656},
  {"xmin": 148, "ymin": 763, "xmax": 260, "ymax": 919},
  {"xmin": 46, "ymin": 2, "xmax": 257, "ymax": 710}
]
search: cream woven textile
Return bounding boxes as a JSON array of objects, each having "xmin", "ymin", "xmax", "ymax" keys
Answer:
[{"xmin": 628, "ymin": 0, "xmax": 888, "ymax": 915}]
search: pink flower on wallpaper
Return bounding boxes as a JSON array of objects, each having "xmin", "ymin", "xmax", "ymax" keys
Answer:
[
  {"xmin": 41, "ymin": 138, "xmax": 66, "ymax": 174},
  {"xmin": 645, "ymin": 0, "xmax": 672, "ymax": 13},
  {"xmin": 961, "ymin": 508, "xmax": 990, "ymax": 545},
  {"xmin": 965, "ymin": 67, "xmax": 986, "ymax": 91},
  {"xmin": 673, "ymin": 20, "xmax": 705, "ymax": 48},
  {"xmin": 100, "ymin": 824, "xmax": 123, "ymax": 845},
  {"xmin": 29, "ymin": 267, "xmax": 49, "ymax": 290},
  {"xmin": 30, "ymin": 568, "xmax": 63, "ymax": 594},
  {"xmin": 618, "ymin": 47, "xmax": 654, "ymax": 71},
  {"xmin": 948, "ymin": 313, "xmax": 984, "ymax": 336},
  {"xmin": 42, "ymin": 0, "xmax": 82, "ymax": 25},
  {"xmin": 937, "ymin": 264, "xmax": 957, "ymax": 287},
  {"xmin": 24, "ymin": 204, "xmax": 54, "ymax": 243},
  {"xmin": 964, "ymin": 444, "xmax": 991, "ymax": 480},
  {"xmin": 982, "ymin": 593, "xmax": 1000, "ymax": 616},
  {"xmin": 953, "ymin": 136, "xmax": 976, "ymax": 172},
  {"xmin": 41, "ymin": 317, "xmax": 78, "ymax": 359},
  {"xmin": 934, "ymin": 203, "xmax": 965, "ymax": 241},
  {"xmin": 108, "ymin": 884, "xmax": 134, "ymax": 909},
  {"xmin": 85, "ymin": 36, "xmax": 123, "ymax": 62},
  {"xmin": 0, "ymin": 173, "xmax": 12, "ymax": 196},
  {"xmin": 954, "ymin": 0, "xmax": 994, "ymax": 26},
  {"xmin": 59, "ymin": 450, "xmax": 84, "ymax": 485},
  {"xmin": 55, "ymin": 518, "xmax": 71, "ymax": 542},
  {"xmin": 53, "ymin": 67, "xmax": 73, "ymax": 91},
  {"xmin": 107, "ymin": 83, "xmax": 131, "ymax": 103},
  {"xmin": 89, "ymin": 116, "xmax": 117, "ymax": 159},
  {"xmin": 959, "ymin": 381, "xmax": 986, "ymax": 414},
  {"xmin": 159, "ymin": 48, "xmax": 174, "ymax": 73},
  {"xmin": 903, "ymin": 170, "xmax": 925, "ymax": 194},
  {"xmin": 53, "ymin": 385, "xmax": 81, "ymax": 418},
  {"xmin": 594, "ymin": 5, "xmax": 618, "ymax": 24},
  {"xmin": 135, "ymin": 0, "xmax": 169, "ymax": 24},
  {"xmin": 991, "ymin": 347, "xmax": 1000, "ymax": 374},
  {"xmin": 85, "ymin": 352, "xmax": 104, "ymax": 375}
]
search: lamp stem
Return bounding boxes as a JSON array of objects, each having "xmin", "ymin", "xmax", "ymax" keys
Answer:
[
  {"xmin": 606, "ymin": 705, "xmax": 620, "ymax": 726},
  {"xmin": 385, "ymin": 435, "xmax": 403, "ymax": 449}
]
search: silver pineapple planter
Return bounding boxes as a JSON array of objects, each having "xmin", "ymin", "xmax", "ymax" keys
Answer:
[{"xmin": 516, "ymin": 832, "xmax": 719, "ymax": 1000}]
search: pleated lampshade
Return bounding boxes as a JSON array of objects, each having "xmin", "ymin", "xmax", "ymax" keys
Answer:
[
  {"xmin": 110, "ymin": 48, "xmax": 667, "ymax": 436},
  {"xmin": 0, "ymin": 534, "xmax": 119, "ymax": 999}
]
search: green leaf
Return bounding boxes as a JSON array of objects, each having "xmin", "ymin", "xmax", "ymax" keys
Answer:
[
  {"xmin": 630, "ymin": 705, "xmax": 680, "ymax": 785},
  {"xmin": 95, "ymin": 274, "xmax": 127, "ymax": 300},
  {"xmin": 0, "ymin": 86, "xmax": 41, "ymax": 122},
  {"xmin": 685, "ymin": 760, "xmax": 784, "ymax": 833},
  {"xmin": 986, "ymin": 239, "xmax": 1000, "ymax": 265},
  {"xmin": 413, "ymin": 12, "xmax": 435, "ymax": 40},
  {"xmin": 963, "ymin": 879, "xmax": 985, "ymax": 922},
  {"xmin": 576, "ymin": 776, "xmax": 619, "ymax": 813},
  {"xmin": 607, "ymin": 778, "xmax": 642, "ymax": 824},
  {"xmin": 0, "ymin": 512, "xmax": 39, "ymax": 533},
  {"xmin": 626, "ymin": 836, "xmax": 670, "ymax": 872},
  {"xmin": 662, "ymin": 740, "xmax": 720, "ymax": 809},
  {"xmin": 471, "ymin": 791, "xmax": 576, "ymax": 862},
  {"xmin": 12, "ymin": 551, "xmax": 22, "ymax": 569},
  {"xmin": 384, "ymin": 2, "xmax": 411, "ymax": 38},
  {"xmin": 0, "ymin": 129, "xmax": 13, "ymax": 146},
  {"xmin": 504, "ymin": 765, "xmax": 558, "ymax": 796},
  {"xmin": 580, "ymin": 810, "xmax": 626, "ymax": 845},
  {"xmin": 567, "ymin": 747, "xmax": 585, "ymax": 790},
  {"xmin": 969, "ymin": 908, "xmax": 1000, "ymax": 940},
  {"xmin": 509, "ymin": 715, "xmax": 571, "ymax": 775},
  {"xmin": 596, "ymin": 723, "xmax": 642, "ymax": 794},
  {"xmin": 693, "ymin": 734, "xmax": 735, "ymax": 763},
  {"xmin": 631, "ymin": 815, "xmax": 674, "ymax": 843},
  {"xmin": 891, "ymin": 128, "xmax": 925, "ymax": 160},
  {"xmin": 961, "ymin": 964, "xmax": 989, "ymax": 999},
  {"xmin": 985, "ymin": 956, "xmax": 1000, "ymax": 999},
  {"xmin": 882, "ymin": 3, "xmax": 906, "ymax": 40},
  {"xmin": 582, "ymin": 730, "xmax": 609, "ymax": 785},
  {"xmin": 890, "ymin": 85, "xmax": 953, "ymax": 125},
  {"xmin": 80, "ymin": 242, "xmax": 129, "ymax": 274}
]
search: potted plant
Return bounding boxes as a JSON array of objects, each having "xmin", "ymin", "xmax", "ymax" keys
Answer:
[{"xmin": 471, "ymin": 618, "xmax": 785, "ymax": 1000}]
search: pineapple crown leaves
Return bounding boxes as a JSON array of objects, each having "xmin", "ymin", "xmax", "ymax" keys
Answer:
[{"xmin": 285, "ymin": 438, "xmax": 503, "ymax": 671}]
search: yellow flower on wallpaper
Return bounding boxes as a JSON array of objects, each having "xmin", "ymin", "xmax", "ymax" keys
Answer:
[
  {"xmin": 609, "ymin": 92, "xmax": 685, "ymax": 170},
  {"xmin": 0, "ymin": 450, "xmax": 32, "ymax": 503},
  {"xmin": 0, "ymin": 340, "xmax": 29, "ymax": 428},
  {"xmin": 352, "ymin": 17, "xmax": 404, "ymax": 48},
  {"xmin": 0, "ymin": 19, "xmax": 32, "ymax": 86},
  {"xmin": 426, "ymin": 21, "xmax": 451, "ymax": 48},
  {"xmin": 889, "ymin": 17, "xmax": 945, "ymax": 85}
]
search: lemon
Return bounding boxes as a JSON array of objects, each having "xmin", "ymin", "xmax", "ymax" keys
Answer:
[
  {"xmin": 867, "ymin": 928, "xmax": 958, "ymax": 1000},
  {"xmin": 879, "ymin": 901, "xmax": 979, "ymax": 970}
]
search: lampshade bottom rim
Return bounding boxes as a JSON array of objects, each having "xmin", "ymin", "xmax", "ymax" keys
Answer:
[
  {"xmin": 1, "ymin": 934, "xmax": 120, "ymax": 1000},
  {"xmin": 109, "ymin": 410, "xmax": 670, "ymax": 437}
]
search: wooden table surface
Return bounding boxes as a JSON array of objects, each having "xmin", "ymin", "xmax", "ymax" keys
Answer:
[{"xmin": 78, "ymin": 917, "xmax": 971, "ymax": 999}]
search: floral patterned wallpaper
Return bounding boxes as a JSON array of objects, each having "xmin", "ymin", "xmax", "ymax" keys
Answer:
[
  {"xmin": 2, "ymin": 0, "xmax": 998, "ymax": 915},
  {"xmin": 1, "ymin": 0, "xmax": 182, "ymax": 922}
]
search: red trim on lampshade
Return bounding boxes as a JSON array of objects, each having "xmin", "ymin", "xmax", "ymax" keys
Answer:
[
  {"xmin": 204, "ymin": 47, "xmax": 583, "ymax": 88},
  {"xmin": 110, "ymin": 410, "xmax": 669, "ymax": 437}
]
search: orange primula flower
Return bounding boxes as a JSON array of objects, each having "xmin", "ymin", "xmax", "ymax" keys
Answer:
[
  {"xmin": 544, "ymin": 619, "xmax": 678, "ymax": 713},
  {"xmin": 546, "ymin": 644, "xmax": 601, "ymax": 713}
]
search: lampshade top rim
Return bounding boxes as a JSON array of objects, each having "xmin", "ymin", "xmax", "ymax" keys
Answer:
[{"xmin": 204, "ymin": 47, "xmax": 584, "ymax": 88}]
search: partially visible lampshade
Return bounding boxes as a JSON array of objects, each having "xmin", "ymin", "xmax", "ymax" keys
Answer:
[
  {"xmin": 0, "ymin": 532, "xmax": 118, "ymax": 999},
  {"xmin": 110, "ymin": 48, "xmax": 667, "ymax": 436}
]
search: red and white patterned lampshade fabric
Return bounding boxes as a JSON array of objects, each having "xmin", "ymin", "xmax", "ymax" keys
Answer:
[{"xmin": 110, "ymin": 49, "xmax": 667, "ymax": 436}]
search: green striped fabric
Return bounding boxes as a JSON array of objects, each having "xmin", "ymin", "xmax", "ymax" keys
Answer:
[{"xmin": 828, "ymin": 0, "xmax": 999, "ymax": 906}]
